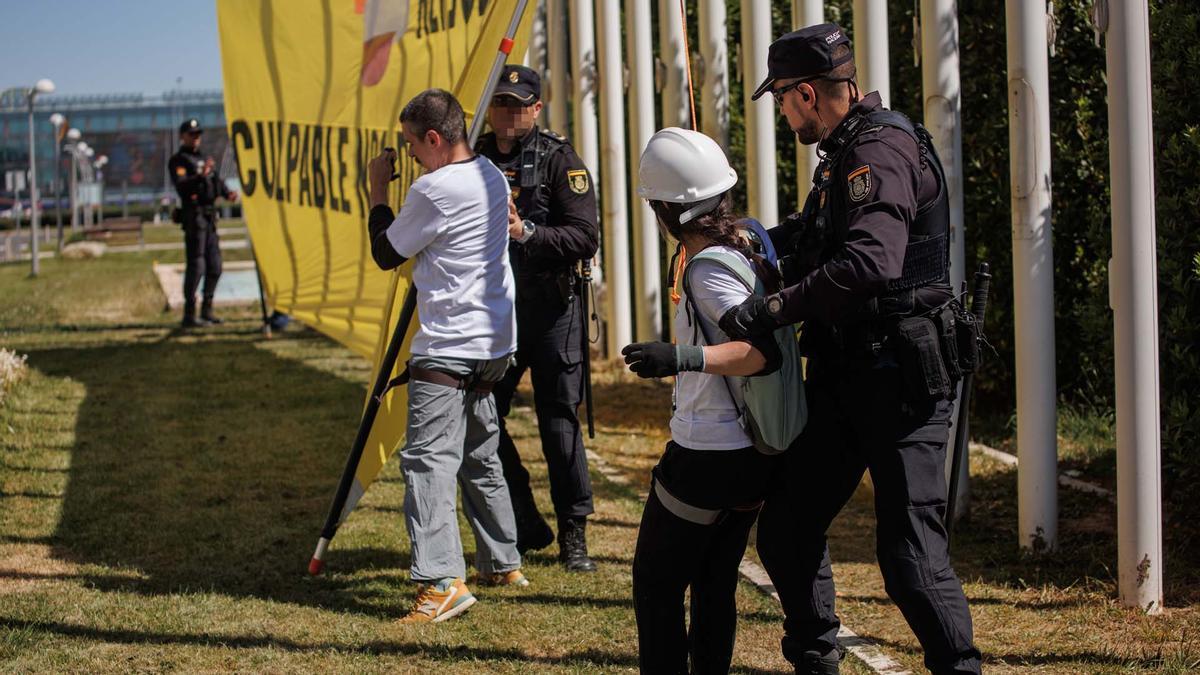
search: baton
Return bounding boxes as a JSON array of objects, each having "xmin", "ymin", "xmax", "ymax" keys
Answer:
[
  {"xmin": 946, "ymin": 262, "xmax": 991, "ymax": 550},
  {"xmin": 580, "ymin": 261, "xmax": 596, "ymax": 439}
]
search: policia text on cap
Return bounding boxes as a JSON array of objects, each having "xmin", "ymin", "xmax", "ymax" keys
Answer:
[{"xmin": 719, "ymin": 24, "xmax": 984, "ymax": 675}]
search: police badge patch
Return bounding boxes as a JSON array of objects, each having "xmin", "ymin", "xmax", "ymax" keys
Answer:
[
  {"xmin": 567, "ymin": 169, "xmax": 589, "ymax": 194},
  {"xmin": 847, "ymin": 165, "xmax": 872, "ymax": 202}
]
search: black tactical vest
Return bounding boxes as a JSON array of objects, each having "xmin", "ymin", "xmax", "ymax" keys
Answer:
[
  {"xmin": 805, "ymin": 109, "xmax": 952, "ymax": 319},
  {"xmin": 477, "ymin": 127, "xmax": 565, "ymax": 229}
]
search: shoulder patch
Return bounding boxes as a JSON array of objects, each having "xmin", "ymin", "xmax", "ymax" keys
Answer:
[
  {"xmin": 175, "ymin": 166, "xmax": 187, "ymax": 177},
  {"xmin": 567, "ymin": 169, "xmax": 589, "ymax": 194},
  {"xmin": 847, "ymin": 165, "xmax": 872, "ymax": 202}
]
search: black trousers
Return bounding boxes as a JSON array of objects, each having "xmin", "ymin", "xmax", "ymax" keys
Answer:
[
  {"xmin": 755, "ymin": 356, "xmax": 982, "ymax": 675},
  {"xmin": 182, "ymin": 209, "xmax": 222, "ymax": 310},
  {"xmin": 633, "ymin": 442, "xmax": 777, "ymax": 675},
  {"xmin": 494, "ymin": 287, "xmax": 593, "ymax": 520}
]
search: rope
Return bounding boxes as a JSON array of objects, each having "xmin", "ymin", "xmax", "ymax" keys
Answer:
[{"xmin": 671, "ymin": 0, "xmax": 697, "ymax": 306}]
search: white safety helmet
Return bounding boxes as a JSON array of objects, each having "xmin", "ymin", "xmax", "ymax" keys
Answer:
[{"xmin": 638, "ymin": 127, "xmax": 737, "ymax": 204}]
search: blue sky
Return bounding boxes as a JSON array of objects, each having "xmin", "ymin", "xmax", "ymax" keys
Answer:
[{"xmin": 1, "ymin": 0, "xmax": 225, "ymax": 96}]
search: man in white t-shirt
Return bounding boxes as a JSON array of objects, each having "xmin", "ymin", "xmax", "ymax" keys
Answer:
[{"xmin": 364, "ymin": 88, "xmax": 525, "ymax": 624}]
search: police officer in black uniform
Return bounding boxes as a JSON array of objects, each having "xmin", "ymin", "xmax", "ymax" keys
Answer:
[
  {"xmin": 169, "ymin": 118, "xmax": 237, "ymax": 328},
  {"xmin": 476, "ymin": 65, "xmax": 601, "ymax": 572},
  {"xmin": 721, "ymin": 25, "xmax": 982, "ymax": 675}
]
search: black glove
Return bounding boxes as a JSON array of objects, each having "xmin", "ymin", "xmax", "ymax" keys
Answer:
[
  {"xmin": 621, "ymin": 341, "xmax": 705, "ymax": 379},
  {"xmin": 719, "ymin": 296, "xmax": 779, "ymax": 340}
]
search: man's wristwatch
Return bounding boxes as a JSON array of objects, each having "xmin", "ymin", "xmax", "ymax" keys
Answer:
[
  {"xmin": 517, "ymin": 219, "xmax": 536, "ymax": 243},
  {"xmin": 765, "ymin": 293, "xmax": 785, "ymax": 320}
]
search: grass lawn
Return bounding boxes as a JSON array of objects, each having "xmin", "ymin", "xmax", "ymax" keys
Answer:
[{"xmin": 2, "ymin": 250, "xmax": 1198, "ymax": 673}]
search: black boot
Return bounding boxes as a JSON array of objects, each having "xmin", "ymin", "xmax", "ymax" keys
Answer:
[
  {"xmin": 514, "ymin": 500, "xmax": 555, "ymax": 554},
  {"xmin": 557, "ymin": 517, "xmax": 597, "ymax": 572},
  {"xmin": 200, "ymin": 299, "xmax": 223, "ymax": 325},
  {"xmin": 796, "ymin": 646, "xmax": 843, "ymax": 675},
  {"xmin": 181, "ymin": 302, "xmax": 208, "ymax": 329}
]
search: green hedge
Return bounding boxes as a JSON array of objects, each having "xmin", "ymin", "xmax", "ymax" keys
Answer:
[{"xmin": 710, "ymin": 1, "xmax": 1200, "ymax": 541}]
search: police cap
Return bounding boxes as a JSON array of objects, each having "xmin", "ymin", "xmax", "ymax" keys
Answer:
[
  {"xmin": 492, "ymin": 65, "xmax": 540, "ymax": 105},
  {"xmin": 179, "ymin": 118, "xmax": 203, "ymax": 135},
  {"xmin": 750, "ymin": 23, "xmax": 854, "ymax": 101}
]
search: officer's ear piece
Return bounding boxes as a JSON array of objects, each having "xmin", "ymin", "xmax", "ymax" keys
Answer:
[{"xmin": 800, "ymin": 89, "xmax": 811, "ymax": 103}]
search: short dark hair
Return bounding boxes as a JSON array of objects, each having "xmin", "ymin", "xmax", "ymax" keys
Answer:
[
  {"xmin": 400, "ymin": 89, "xmax": 466, "ymax": 144},
  {"xmin": 812, "ymin": 44, "xmax": 857, "ymax": 99}
]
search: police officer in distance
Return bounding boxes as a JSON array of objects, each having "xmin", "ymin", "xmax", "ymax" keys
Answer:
[
  {"xmin": 720, "ymin": 25, "xmax": 982, "ymax": 674},
  {"xmin": 169, "ymin": 118, "xmax": 238, "ymax": 328},
  {"xmin": 475, "ymin": 65, "xmax": 600, "ymax": 572}
]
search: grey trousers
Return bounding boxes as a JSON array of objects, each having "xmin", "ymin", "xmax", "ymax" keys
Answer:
[{"xmin": 402, "ymin": 353, "xmax": 521, "ymax": 583}]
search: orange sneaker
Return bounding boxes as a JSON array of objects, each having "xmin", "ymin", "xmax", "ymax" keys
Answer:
[
  {"xmin": 398, "ymin": 578, "xmax": 476, "ymax": 624},
  {"xmin": 477, "ymin": 569, "xmax": 530, "ymax": 587}
]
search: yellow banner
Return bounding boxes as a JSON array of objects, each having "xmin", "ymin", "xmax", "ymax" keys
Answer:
[{"xmin": 216, "ymin": 0, "xmax": 533, "ymax": 524}]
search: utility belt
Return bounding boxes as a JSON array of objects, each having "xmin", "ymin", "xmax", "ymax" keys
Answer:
[
  {"xmin": 516, "ymin": 266, "xmax": 580, "ymax": 305},
  {"xmin": 174, "ymin": 204, "xmax": 217, "ymax": 226},
  {"xmin": 378, "ymin": 363, "xmax": 498, "ymax": 399},
  {"xmin": 652, "ymin": 478, "xmax": 762, "ymax": 526},
  {"xmin": 802, "ymin": 299, "xmax": 981, "ymax": 404}
]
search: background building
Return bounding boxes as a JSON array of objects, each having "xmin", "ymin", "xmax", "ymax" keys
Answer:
[{"xmin": 0, "ymin": 89, "xmax": 231, "ymax": 211}]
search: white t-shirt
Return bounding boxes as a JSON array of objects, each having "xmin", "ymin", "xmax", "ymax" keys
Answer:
[
  {"xmin": 385, "ymin": 155, "xmax": 516, "ymax": 360},
  {"xmin": 670, "ymin": 246, "xmax": 755, "ymax": 450}
]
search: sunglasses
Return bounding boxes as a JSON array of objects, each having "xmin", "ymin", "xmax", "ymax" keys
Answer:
[{"xmin": 770, "ymin": 79, "xmax": 808, "ymax": 105}]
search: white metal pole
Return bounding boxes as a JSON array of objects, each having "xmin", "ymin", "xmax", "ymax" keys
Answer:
[
  {"xmin": 792, "ymin": 0, "xmax": 823, "ymax": 210},
  {"xmin": 27, "ymin": 96, "xmax": 40, "ymax": 276},
  {"xmin": 526, "ymin": 0, "xmax": 546, "ymax": 70},
  {"xmin": 921, "ymin": 0, "xmax": 969, "ymax": 521},
  {"xmin": 853, "ymin": 0, "xmax": 890, "ymax": 109},
  {"xmin": 1105, "ymin": 0, "xmax": 1163, "ymax": 614},
  {"xmin": 627, "ymin": 0, "xmax": 662, "ymax": 342},
  {"xmin": 742, "ymin": 0, "xmax": 778, "ymax": 224},
  {"xmin": 595, "ymin": 0, "xmax": 632, "ymax": 352},
  {"xmin": 546, "ymin": 0, "xmax": 569, "ymax": 136},
  {"xmin": 1005, "ymin": 0, "xmax": 1058, "ymax": 551},
  {"xmin": 698, "ymin": 0, "xmax": 729, "ymax": 149},
  {"xmin": 569, "ymin": 0, "xmax": 600, "ymax": 186},
  {"xmin": 658, "ymin": 0, "xmax": 691, "ymax": 130},
  {"xmin": 69, "ymin": 149, "xmax": 79, "ymax": 231}
]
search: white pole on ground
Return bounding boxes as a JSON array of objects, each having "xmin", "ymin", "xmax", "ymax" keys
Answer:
[
  {"xmin": 792, "ymin": 1, "xmax": 823, "ymax": 210},
  {"xmin": 698, "ymin": 0, "xmax": 729, "ymax": 149},
  {"xmin": 526, "ymin": 0, "xmax": 546, "ymax": 71},
  {"xmin": 595, "ymin": 0, "xmax": 632, "ymax": 352},
  {"xmin": 627, "ymin": 0, "xmax": 662, "ymax": 342},
  {"xmin": 27, "ymin": 79, "xmax": 54, "ymax": 276},
  {"xmin": 546, "ymin": 0, "xmax": 569, "ymax": 136},
  {"xmin": 921, "ymin": 0, "xmax": 969, "ymax": 521},
  {"xmin": 853, "ymin": 0, "xmax": 890, "ymax": 109},
  {"xmin": 1005, "ymin": 0, "xmax": 1058, "ymax": 551},
  {"xmin": 742, "ymin": 0, "xmax": 777, "ymax": 224},
  {"xmin": 1104, "ymin": 0, "xmax": 1163, "ymax": 614},
  {"xmin": 658, "ymin": 0, "xmax": 691, "ymax": 130}
]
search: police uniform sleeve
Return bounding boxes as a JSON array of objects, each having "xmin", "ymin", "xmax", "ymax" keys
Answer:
[
  {"xmin": 168, "ymin": 154, "xmax": 205, "ymax": 202},
  {"xmin": 776, "ymin": 134, "xmax": 919, "ymax": 324},
  {"xmin": 523, "ymin": 147, "xmax": 599, "ymax": 263}
]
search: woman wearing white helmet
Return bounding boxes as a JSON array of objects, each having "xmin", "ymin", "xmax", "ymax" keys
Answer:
[{"xmin": 623, "ymin": 127, "xmax": 784, "ymax": 674}]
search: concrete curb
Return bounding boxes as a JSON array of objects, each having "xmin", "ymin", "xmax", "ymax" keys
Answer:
[{"xmin": 971, "ymin": 441, "xmax": 1115, "ymax": 503}]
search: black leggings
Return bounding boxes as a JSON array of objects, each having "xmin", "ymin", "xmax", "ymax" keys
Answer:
[{"xmin": 632, "ymin": 442, "xmax": 776, "ymax": 674}]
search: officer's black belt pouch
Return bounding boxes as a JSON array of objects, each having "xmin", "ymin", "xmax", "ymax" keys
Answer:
[
  {"xmin": 954, "ymin": 308, "xmax": 980, "ymax": 375},
  {"xmin": 894, "ymin": 316, "xmax": 954, "ymax": 402},
  {"xmin": 935, "ymin": 306, "xmax": 962, "ymax": 381}
]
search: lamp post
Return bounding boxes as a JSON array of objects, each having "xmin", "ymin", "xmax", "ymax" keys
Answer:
[
  {"xmin": 65, "ymin": 128, "xmax": 81, "ymax": 233},
  {"xmin": 26, "ymin": 78, "xmax": 55, "ymax": 277},
  {"xmin": 49, "ymin": 113, "xmax": 65, "ymax": 250}
]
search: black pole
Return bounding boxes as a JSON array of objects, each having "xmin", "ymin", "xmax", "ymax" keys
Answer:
[
  {"xmin": 580, "ymin": 261, "xmax": 595, "ymax": 439},
  {"xmin": 248, "ymin": 237, "xmax": 272, "ymax": 337},
  {"xmin": 947, "ymin": 262, "xmax": 991, "ymax": 550},
  {"xmin": 309, "ymin": 287, "xmax": 416, "ymax": 574}
]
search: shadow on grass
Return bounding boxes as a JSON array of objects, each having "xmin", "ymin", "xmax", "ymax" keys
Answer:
[
  {"xmin": 0, "ymin": 617, "xmax": 641, "ymax": 668},
  {"xmin": 25, "ymin": 334, "xmax": 411, "ymax": 619}
]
